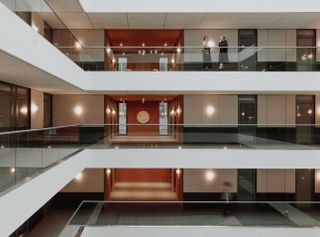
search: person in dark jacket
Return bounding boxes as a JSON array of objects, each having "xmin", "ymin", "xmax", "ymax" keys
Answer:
[{"xmin": 218, "ymin": 36, "xmax": 229, "ymax": 71}]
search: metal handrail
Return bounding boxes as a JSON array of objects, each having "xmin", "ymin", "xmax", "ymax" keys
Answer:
[{"xmin": 0, "ymin": 124, "xmax": 80, "ymax": 136}]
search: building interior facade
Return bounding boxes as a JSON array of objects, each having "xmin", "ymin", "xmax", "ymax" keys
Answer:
[{"xmin": 1, "ymin": 0, "xmax": 320, "ymax": 237}]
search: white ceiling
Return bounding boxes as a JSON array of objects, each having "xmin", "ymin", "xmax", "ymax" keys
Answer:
[
  {"xmin": 44, "ymin": 12, "xmax": 320, "ymax": 30},
  {"xmin": 0, "ymin": 50, "xmax": 83, "ymax": 94},
  {"xmin": 6, "ymin": 0, "xmax": 320, "ymax": 29}
]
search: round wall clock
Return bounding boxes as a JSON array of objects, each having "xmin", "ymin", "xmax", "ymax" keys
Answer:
[{"xmin": 137, "ymin": 111, "xmax": 150, "ymax": 124}]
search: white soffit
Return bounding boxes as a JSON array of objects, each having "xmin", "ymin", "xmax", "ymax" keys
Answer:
[{"xmin": 78, "ymin": 0, "xmax": 320, "ymax": 13}]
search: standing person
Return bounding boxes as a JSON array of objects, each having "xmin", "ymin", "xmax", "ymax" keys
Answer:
[
  {"xmin": 221, "ymin": 181, "xmax": 232, "ymax": 215},
  {"xmin": 202, "ymin": 36, "xmax": 212, "ymax": 71},
  {"xmin": 218, "ymin": 36, "xmax": 229, "ymax": 71}
]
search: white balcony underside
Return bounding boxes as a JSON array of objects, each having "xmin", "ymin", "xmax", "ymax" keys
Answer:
[
  {"xmin": 80, "ymin": 226, "xmax": 320, "ymax": 237},
  {"xmin": 1, "ymin": 148, "xmax": 320, "ymax": 236},
  {"xmin": 84, "ymin": 71, "xmax": 320, "ymax": 94}
]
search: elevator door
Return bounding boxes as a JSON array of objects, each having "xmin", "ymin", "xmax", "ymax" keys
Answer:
[{"xmin": 118, "ymin": 102, "xmax": 127, "ymax": 135}]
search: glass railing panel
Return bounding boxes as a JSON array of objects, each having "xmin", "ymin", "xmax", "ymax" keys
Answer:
[
  {"xmin": 1, "ymin": 123, "xmax": 320, "ymax": 195},
  {"xmin": 61, "ymin": 201, "xmax": 320, "ymax": 229},
  {"xmin": 86, "ymin": 124, "xmax": 320, "ymax": 150},
  {"xmin": 0, "ymin": 125, "xmax": 83, "ymax": 194},
  {"xmin": 54, "ymin": 46, "xmax": 320, "ymax": 72}
]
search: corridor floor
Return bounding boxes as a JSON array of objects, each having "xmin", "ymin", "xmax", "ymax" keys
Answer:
[{"xmin": 110, "ymin": 182, "xmax": 178, "ymax": 201}]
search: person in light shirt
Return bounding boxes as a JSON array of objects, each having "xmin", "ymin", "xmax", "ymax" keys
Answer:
[{"xmin": 202, "ymin": 35, "xmax": 213, "ymax": 71}]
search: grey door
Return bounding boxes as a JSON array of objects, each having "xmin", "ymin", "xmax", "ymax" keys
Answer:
[{"xmin": 296, "ymin": 169, "xmax": 313, "ymax": 201}]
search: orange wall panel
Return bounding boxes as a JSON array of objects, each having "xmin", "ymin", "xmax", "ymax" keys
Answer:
[
  {"xmin": 116, "ymin": 169, "xmax": 171, "ymax": 182},
  {"xmin": 127, "ymin": 101, "xmax": 159, "ymax": 135}
]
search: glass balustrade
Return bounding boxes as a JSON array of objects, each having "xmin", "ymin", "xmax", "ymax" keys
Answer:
[
  {"xmin": 1, "ymin": 1, "xmax": 320, "ymax": 72},
  {"xmin": 55, "ymin": 46, "xmax": 320, "ymax": 72},
  {"xmin": 58, "ymin": 200, "xmax": 320, "ymax": 236},
  {"xmin": 1, "ymin": 123, "xmax": 320, "ymax": 195}
]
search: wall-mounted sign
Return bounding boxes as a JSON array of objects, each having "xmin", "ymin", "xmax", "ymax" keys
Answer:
[{"xmin": 137, "ymin": 111, "xmax": 150, "ymax": 124}]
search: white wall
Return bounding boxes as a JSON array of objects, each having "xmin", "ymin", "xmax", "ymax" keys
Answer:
[
  {"xmin": 183, "ymin": 169, "xmax": 237, "ymax": 193},
  {"xmin": 80, "ymin": 226, "xmax": 320, "ymax": 237},
  {"xmin": 61, "ymin": 168, "xmax": 104, "ymax": 193},
  {"xmin": 184, "ymin": 94, "xmax": 238, "ymax": 124},
  {"xmin": 53, "ymin": 94, "xmax": 104, "ymax": 126},
  {"xmin": 258, "ymin": 30, "xmax": 296, "ymax": 62},
  {"xmin": 0, "ymin": 3, "xmax": 85, "ymax": 91},
  {"xmin": 257, "ymin": 95, "xmax": 295, "ymax": 126},
  {"xmin": 257, "ymin": 169, "xmax": 295, "ymax": 193},
  {"xmin": 31, "ymin": 89, "xmax": 44, "ymax": 129},
  {"xmin": 84, "ymin": 71, "xmax": 320, "ymax": 93},
  {"xmin": 84, "ymin": 149, "xmax": 320, "ymax": 169},
  {"xmin": 0, "ymin": 151, "xmax": 85, "ymax": 237}
]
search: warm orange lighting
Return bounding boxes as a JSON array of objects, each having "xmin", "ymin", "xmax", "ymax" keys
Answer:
[
  {"xmin": 106, "ymin": 168, "xmax": 111, "ymax": 175},
  {"xmin": 206, "ymin": 170, "xmax": 215, "ymax": 181},
  {"xmin": 176, "ymin": 169, "xmax": 182, "ymax": 176},
  {"xmin": 75, "ymin": 172, "xmax": 83, "ymax": 180}
]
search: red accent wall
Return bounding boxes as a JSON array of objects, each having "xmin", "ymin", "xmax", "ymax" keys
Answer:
[
  {"xmin": 115, "ymin": 169, "xmax": 171, "ymax": 182},
  {"xmin": 127, "ymin": 101, "xmax": 159, "ymax": 136}
]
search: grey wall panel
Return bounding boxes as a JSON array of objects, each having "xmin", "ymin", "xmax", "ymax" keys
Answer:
[
  {"xmin": 61, "ymin": 168, "xmax": 104, "ymax": 193},
  {"xmin": 183, "ymin": 169, "xmax": 237, "ymax": 193},
  {"xmin": 31, "ymin": 89, "xmax": 44, "ymax": 129},
  {"xmin": 257, "ymin": 95, "xmax": 267, "ymax": 125},
  {"xmin": 285, "ymin": 95, "xmax": 296, "ymax": 125},
  {"xmin": 267, "ymin": 95, "xmax": 286, "ymax": 125},
  {"xmin": 53, "ymin": 94, "xmax": 104, "ymax": 126},
  {"xmin": 257, "ymin": 169, "xmax": 295, "ymax": 193},
  {"xmin": 183, "ymin": 95, "xmax": 202, "ymax": 124},
  {"xmin": 219, "ymin": 95, "xmax": 238, "ymax": 125},
  {"xmin": 201, "ymin": 95, "xmax": 219, "ymax": 124}
]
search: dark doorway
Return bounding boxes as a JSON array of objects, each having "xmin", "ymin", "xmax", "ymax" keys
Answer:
[
  {"xmin": 296, "ymin": 95, "xmax": 315, "ymax": 144},
  {"xmin": 238, "ymin": 29, "xmax": 257, "ymax": 71},
  {"xmin": 238, "ymin": 95, "xmax": 257, "ymax": 136},
  {"xmin": 297, "ymin": 29, "xmax": 316, "ymax": 71},
  {"xmin": 296, "ymin": 169, "xmax": 314, "ymax": 201},
  {"xmin": 44, "ymin": 93, "xmax": 53, "ymax": 128},
  {"xmin": 238, "ymin": 95, "xmax": 257, "ymax": 201},
  {"xmin": 238, "ymin": 169, "xmax": 256, "ymax": 201}
]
